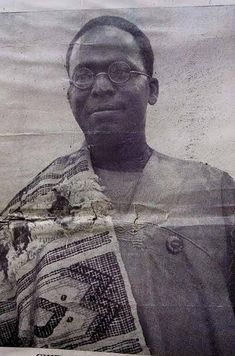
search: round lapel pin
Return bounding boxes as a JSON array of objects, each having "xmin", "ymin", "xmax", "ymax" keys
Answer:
[{"xmin": 166, "ymin": 235, "xmax": 184, "ymax": 254}]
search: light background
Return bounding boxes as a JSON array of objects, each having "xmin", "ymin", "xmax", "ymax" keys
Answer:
[{"xmin": 0, "ymin": 3, "xmax": 234, "ymax": 210}]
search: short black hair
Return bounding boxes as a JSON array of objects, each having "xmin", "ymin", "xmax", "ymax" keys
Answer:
[{"xmin": 66, "ymin": 15, "xmax": 154, "ymax": 77}]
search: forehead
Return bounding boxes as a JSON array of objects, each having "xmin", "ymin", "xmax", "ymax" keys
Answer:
[{"xmin": 69, "ymin": 26, "xmax": 145, "ymax": 76}]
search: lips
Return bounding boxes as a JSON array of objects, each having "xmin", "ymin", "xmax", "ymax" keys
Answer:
[{"xmin": 87, "ymin": 104, "xmax": 125, "ymax": 115}]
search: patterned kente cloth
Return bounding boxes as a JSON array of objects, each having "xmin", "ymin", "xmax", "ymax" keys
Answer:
[{"xmin": 0, "ymin": 146, "xmax": 149, "ymax": 354}]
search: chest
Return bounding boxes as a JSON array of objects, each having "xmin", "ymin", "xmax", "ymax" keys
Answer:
[{"xmin": 114, "ymin": 212, "xmax": 230, "ymax": 308}]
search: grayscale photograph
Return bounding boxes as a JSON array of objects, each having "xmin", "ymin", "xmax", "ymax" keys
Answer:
[{"xmin": 0, "ymin": 3, "xmax": 234, "ymax": 355}]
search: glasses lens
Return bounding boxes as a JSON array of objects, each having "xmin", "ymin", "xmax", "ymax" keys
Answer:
[
  {"xmin": 109, "ymin": 61, "xmax": 130, "ymax": 83},
  {"xmin": 73, "ymin": 67, "xmax": 93, "ymax": 89}
]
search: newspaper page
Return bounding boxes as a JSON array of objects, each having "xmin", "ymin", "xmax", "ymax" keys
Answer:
[{"xmin": 0, "ymin": 1, "xmax": 234, "ymax": 355}]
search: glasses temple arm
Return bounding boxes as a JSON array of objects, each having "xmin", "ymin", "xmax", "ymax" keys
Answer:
[{"xmin": 131, "ymin": 71, "xmax": 151, "ymax": 78}]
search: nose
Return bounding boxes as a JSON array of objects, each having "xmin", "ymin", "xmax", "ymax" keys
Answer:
[{"xmin": 90, "ymin": 73, "xmax": 116, "ymax": 97}]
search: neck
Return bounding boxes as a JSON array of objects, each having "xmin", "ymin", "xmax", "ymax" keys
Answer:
[{"xmin": 86, "ymin": 133, "xmax": 152, "ymax": 172}]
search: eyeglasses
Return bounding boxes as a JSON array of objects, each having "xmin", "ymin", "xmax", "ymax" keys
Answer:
[{"xmin": 69, "ymin": 61, "xmax": 151, "ymax": 90}]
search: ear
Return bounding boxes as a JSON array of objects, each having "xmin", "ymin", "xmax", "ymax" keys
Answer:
[{"xmin": 148, "ymin": 77, "xmax": 159, "ymax": 105}]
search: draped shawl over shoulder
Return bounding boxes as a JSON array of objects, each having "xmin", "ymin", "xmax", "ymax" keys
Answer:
[{"xmin": 0, "ymin": 146, "xmax": 149, "ymax": 354}]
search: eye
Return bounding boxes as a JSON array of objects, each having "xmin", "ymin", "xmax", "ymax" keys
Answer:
[
  {"xmin": 73, "ymin": 68, "xmax": 92, "ymax": 81},
  {"xmin": 109, "ymin": 61, "xmax": 131, "ymax": 83},
  {"xmin": 76, "ymin": 74, "xmax": 89, "ymax": 81},
  {"xmin": 72, "ymin": 67, "xmax": 94, "ymax": 89}
]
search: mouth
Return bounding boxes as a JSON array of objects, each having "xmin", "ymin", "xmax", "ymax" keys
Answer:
[
  {"xmin": 96, "ymin": 108, "xmax": 120, "ymax": 112},
  {"xmin": 88, "ymin": 105, "xmax": 125, "ymax": 115}
]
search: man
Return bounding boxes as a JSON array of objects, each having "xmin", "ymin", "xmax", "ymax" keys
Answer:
[{"xmin": 0, "ymin": 16, "xmax": 235, "ymax": 355}]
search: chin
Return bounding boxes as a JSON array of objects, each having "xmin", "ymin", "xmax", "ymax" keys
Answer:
[{"xmin": 85, "ymin": 132, "xmax": 126, "ymax": 147}]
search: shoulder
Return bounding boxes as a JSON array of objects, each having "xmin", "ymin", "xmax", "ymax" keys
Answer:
[
  {"xmin": 151, "ymin": 150, "xmax": 234, "ymax": 190},
  {"xmin": 0, "ymin": 148, "xmax": 87, "ymax": 218},
  {"xmin": 143, "ymin": 150, "xmax": 235, "ymax": 211},
  {"xmin": 0, "ymin": 148, "xmax": 89, "ymax": 279}
]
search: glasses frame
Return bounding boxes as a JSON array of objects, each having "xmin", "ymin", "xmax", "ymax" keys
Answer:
[{"xmin": 69, "ymin": 61, "xmax": 151, "ymax": 90}]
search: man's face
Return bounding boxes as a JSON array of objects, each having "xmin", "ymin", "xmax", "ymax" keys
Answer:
[{"xmin": 68, "ymin": 26, "xmax": 157, "ymax": 145}]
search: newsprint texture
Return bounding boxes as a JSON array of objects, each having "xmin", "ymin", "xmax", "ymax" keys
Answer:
[{"xmin": 0, "ymin": 1, "xmax": 234, "ymax": 355}]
